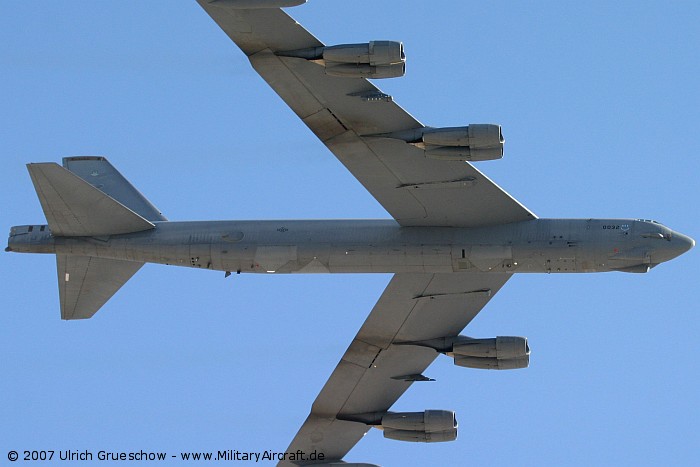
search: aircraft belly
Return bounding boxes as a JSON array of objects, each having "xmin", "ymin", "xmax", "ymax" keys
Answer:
[
  {"xmin": 44, "ymin": 220, "xmax": 634, "ymax": 275},
  {"xmin": 327, "ymin": 243, "xmax": 452, "ymax": 273}
]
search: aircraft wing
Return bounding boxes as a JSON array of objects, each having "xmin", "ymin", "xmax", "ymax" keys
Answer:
[
  {"xmin": 196, "ymin": 3, "xmax": 523, "ymax": 464},
  {"xmin": 196, "ymin": 2, "xmax": 536, "ymax": 228},
  {"xmin": 279, "ymin": 272, "xmax": 511, "ymax": 465}
]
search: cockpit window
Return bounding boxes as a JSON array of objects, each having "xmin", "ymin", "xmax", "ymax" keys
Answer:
[{"xmin": 636, "ymin": 219, "xmax": 663, "ymax": 225}]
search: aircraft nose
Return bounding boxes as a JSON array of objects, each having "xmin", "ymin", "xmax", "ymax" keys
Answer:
[{"xmin": 673, "ymin": 232, "xmax": 694, "ymax": 256}]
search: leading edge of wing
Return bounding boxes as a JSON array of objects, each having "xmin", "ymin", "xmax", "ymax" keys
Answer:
[
  {"xmin": 196, "ymin": 3, "xmax": 536, "ymax": 228},
  {"xmin": 280, "ymin": 272, "xmax": 512, "ymax": 465}
]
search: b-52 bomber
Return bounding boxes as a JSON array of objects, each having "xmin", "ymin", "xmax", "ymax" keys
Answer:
[{"xmin": 6, "ymin": 1, "xmax": 694, "ymax": 466}]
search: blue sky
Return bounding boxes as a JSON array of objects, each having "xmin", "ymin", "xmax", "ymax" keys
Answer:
[{"xmin": 2, "ymin": 1, "xmax": 699, "ymax": 465}]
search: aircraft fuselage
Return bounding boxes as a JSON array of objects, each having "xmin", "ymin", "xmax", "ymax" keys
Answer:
[{"xmin": 9, "ymin": 218, "xmax": 693, "ymax": 275}]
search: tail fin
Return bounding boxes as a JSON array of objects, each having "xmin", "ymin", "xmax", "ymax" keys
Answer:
[
  {"xmin": 27, "ymin": 162, "xmax": 155, "ymax": 237},
  {"xmin": 62, "ymin": 156, "xmax": 166, "ymax": 222},
  {"xmin": 26, "ymin": 157, "xmax": 163, "ymax": 319}
]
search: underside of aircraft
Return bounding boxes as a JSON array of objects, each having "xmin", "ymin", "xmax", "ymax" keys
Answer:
[{"xmin": 6, "ymin": 1, "xmax": 694, "ymax": 466}]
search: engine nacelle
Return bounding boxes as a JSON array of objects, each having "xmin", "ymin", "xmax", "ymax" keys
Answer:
[
  {"xmin": 324, "ymin": 41, "xmax": 404, "ymax": 79},
  {"xmin": 454, "ymin": 354, "xmax": 530, "ymax": 370},
  {"xmin": 276, "ymin": 41, "xmax": 405, "ymax": 79},
  {"xmin": 379, "ymin": 410, "xmax": 457, "ymax": 442},
  {"xmin": 383, "ymin": 428, "xmax": 457, "ymax": 443},
  {"xmin": 323, "ymin": 41, "xmax": 405, "ymax": 67},
  {"xmin": 209, "ymin": 0, "xmax": 306, "ymax": 8},
  {"xmin": 374, "ymin": 124, "xmax": 504, "ymax": 161},
  {"xmin": 424, "ymin": 145, "xmax": 502, "ymax": 161},
  {"xmin": 422, "ymin": 124, "xmax": 503, "ymax": 148},
  {"xmin": 452, "ymin": 336, "xmax": 529, "ymax": 359},
  {"xmin": 451, "ymin": 336, "xmax": 529, "ymax": 370},
  {"xmin": 325, "ymin": 62, "xmax": 405, "ymax": 79},
  {"xmin": 405, "ymin": 335, "xmax": 530, "ymax": 370},
  {"xmin": 422, "ymin": 124, "xmax": 503, "ymax": 161},
  {"xmin": 381, "ymin": 410, "xmax": 456, "ymax": 432}
]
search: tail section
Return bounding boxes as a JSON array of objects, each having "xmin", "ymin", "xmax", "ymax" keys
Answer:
[
  {"xmin": 62, "ymin": 157, "xmax": 166, "ymax": 222},
  {"xmin": 21, "ymin": 157, "xmax": 164, "ymax": 319},
  {"xmin": 28, "ymin": 162, "xmax": 155, "ymax": 237}
]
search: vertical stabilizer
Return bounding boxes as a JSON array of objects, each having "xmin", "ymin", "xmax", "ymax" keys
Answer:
[
  {"xmin": 62, "ymin": 157, "xmax": 166, "ymax": 222},
  {"xmin": 27, "ymin": 162, "xmax": 155, "ymax": 237}
]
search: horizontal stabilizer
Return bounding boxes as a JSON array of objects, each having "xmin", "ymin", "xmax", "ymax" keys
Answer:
[
  {"xmin": 57, "ymin": 255, "xmax": 144, "ymax": 320},
  {"xmin": 62, "ymin": 157, "xmax": 166, "ymax": 222},
  {"xmin": 27, "ymin": 163, "xmax": 155, "ymax": 236}
]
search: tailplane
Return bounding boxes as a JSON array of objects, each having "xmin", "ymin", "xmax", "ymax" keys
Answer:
[{"xmin": 57, "ymin": 255, "xmax": 144, "ymax": 320}]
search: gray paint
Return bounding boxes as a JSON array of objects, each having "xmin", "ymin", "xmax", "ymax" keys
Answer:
[
  {"xmin": 5, "ymin": 1, "xmax": 696, "ymax": 465},
  {"xmin": 9, "ymin": 218, "xmax": 693, "ymax": 276}
]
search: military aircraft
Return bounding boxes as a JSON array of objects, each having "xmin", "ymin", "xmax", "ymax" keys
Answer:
[{"xmin": 6, "ymin": 1, "xmax": 694, "ymax": 466}]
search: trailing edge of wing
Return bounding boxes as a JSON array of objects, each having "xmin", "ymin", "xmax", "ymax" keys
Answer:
[{"xmin": 27, "ymin": 163, "xmax": 155, "ymax": 237}]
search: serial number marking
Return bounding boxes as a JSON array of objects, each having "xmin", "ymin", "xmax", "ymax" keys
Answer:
[{"xmin": 602, "ymin": 224, "xmax": 630, "ymax": 231}]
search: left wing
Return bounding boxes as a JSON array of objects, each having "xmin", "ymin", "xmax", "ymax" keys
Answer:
[
  {"xmin": 279, "ymin": 272, "xmax": 511, "ymax": 466},
  {"xmin": 196, "ymin": 2, "xmax": 536, "ymax": 228}
]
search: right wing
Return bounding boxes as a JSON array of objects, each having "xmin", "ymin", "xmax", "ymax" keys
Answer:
[
  {"xmin": 196, "ymin": 3, "xmax": 536, "ymax": 228},
  {"xmin": 280, "ymin": 272, "xmax": 511, "ymax": 466}
]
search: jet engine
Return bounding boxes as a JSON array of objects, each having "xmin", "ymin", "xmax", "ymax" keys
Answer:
[
  {"xmin": 381, "ymin": 410, "xmax": 457, "ymax": 443},
  {"xmin": 277, "ymin": 41, "xmax": 406, "ymax": 79},
  {"xmin": 422, "ymin": 125, "xmax": 503, "ymax": 161},
  {"xmin": 451, "ymin": 336, "xmax": 529, "ymax": 370},
  {"xmin": 324, "ymin": 41, "xmax": 405, "ymax": 79},
  {"xmin": 407, "ymin": 335, "xmax": 530, "ymax": 370},
  {"xmin": 373, "ymin": 124, "xmax": 504, "ymax": 161}
]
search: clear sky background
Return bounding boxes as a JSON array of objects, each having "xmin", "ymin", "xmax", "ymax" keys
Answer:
[{"xmin": 2, "ymin": 1, "xmax": 699, "ymax": 466}]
